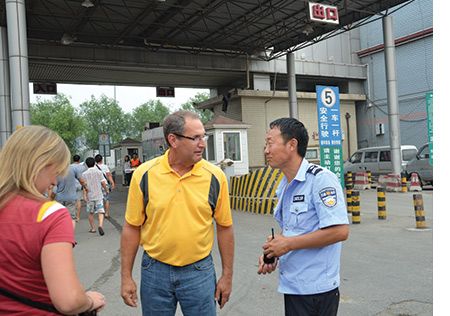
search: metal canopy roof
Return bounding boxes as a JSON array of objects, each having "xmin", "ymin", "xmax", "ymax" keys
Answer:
[{"xmin": 1, "ymin": 0, "xmax": 414, "ymax": 61}]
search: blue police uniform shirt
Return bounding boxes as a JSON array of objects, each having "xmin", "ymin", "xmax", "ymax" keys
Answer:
[{"xmin": 273, "ymin": 159, "xmax": 349, "ymax": 295}]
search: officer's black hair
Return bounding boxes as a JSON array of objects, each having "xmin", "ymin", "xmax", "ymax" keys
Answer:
[
  {"xmin": 73, "ymin": 154, "xmax": 81, "ymax": 162},
  {"xmin": 94, "ymin": 154, "xmax": 103, "ymax": 163},
  {"xmin": 269, "ymin": 118, "xmax": 309, "ymax": 158},
  {"xmin": 85, "ymin": 157, "xmax": 95, "ymax": 168}
]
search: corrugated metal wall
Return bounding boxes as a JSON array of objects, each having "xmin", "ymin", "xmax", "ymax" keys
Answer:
[{"xmin": 356, "ymin": 0, "xmax": 432, "ymax": 150}]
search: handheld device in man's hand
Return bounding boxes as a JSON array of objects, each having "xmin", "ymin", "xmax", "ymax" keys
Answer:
[{"xmin": 263, "ymin": 228, "xmax": 275, "ymax": 264}]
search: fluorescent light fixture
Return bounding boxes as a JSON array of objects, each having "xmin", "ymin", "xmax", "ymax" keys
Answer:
[
  {"xmin": 61, "ymin": 33, "xmax": 75, "ymax": 45},
  {"xmin": 301, "ymin": 24, "xmax": 314, "ymax": 36},
  {"xmin": 81, "ymin": 0, "xmax": 94, "ymax": 8}
]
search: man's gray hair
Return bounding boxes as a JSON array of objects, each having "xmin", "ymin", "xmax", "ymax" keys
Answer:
[{"xmin": 163, "ymin": 110, "xmax": 201, "ymax": 147}]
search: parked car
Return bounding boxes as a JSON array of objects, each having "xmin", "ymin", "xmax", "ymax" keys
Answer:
[
  {"xmin": 343, "ymin": 145, "xmax": 418, "ymax": 177},
  {"xmin": 405, "ymin": 143, "xmax": 433, "ymax": 185}
]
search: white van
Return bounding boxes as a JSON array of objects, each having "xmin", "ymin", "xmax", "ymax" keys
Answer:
[
  {"xmin": 405, "ymin": 143, "xmax": 433, "ymax": 185},
  {"xmin": 343, "ymin": 145, "xmax": 418, "ymax": 176}
]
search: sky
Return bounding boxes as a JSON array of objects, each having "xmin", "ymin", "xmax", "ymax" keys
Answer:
[{"xmin": 29, "ymin": 83, "xmax": 209, "ymax": 113}]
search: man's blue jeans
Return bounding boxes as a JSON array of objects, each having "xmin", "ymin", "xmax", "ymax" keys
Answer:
[{"xmin": 140, "ymin": 251, "xmax": 217, "ymax": 316}]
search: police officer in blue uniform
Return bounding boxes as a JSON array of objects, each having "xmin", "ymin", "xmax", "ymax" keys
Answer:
[{"xmin": 258, "ymin": 118, "xmax": 349, "ymax": 316}]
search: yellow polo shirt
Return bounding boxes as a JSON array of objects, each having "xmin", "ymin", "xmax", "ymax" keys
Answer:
[{"xmin": 125, "ymin": 150, "xmax": 233, "ymax": 266}]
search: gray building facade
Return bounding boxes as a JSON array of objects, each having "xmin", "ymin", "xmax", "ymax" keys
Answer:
[{"xmin": 356, "ymin": 0, "xmax": 432, "ymax": 149}]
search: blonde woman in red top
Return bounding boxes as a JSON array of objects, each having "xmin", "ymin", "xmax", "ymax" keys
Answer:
[{"xmin": 0, "ymin": 126, "xmax": 106, "ymax": 315}]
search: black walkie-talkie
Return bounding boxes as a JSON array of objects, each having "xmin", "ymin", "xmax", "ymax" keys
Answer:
[{"xmin": 263, "ymin": 228, "xmax": 275, "ymax": 264}]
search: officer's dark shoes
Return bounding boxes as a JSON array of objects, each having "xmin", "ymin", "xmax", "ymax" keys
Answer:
[{"xmin": 98, "ymin": 226, "xmax": 104, "ymax": 236}]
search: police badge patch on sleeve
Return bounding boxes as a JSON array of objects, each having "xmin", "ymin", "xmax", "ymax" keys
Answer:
[{"xmin": 319, "ymin": 187, "xmax": 337, "ymax": 208}]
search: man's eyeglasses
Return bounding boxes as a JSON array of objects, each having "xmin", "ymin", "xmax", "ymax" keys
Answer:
[{"xmin": 173, "ymin": 133, "xmax": 209, "ymax": 142}]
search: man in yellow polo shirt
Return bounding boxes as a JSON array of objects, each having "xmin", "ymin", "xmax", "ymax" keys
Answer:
[{"xmin": 120, "ymin": 111, "xmax": 234, "ymax": 316}]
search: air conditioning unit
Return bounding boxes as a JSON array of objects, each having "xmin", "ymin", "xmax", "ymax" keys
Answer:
[{"xmin": 375, "ymin": 123, "xmax": 385, "ymax": 135}]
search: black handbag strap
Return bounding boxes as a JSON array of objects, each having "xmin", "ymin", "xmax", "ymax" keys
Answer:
[
  {"xmin": 0, "ymin": 286, "xmax": 61, "ymax": 314},
  {"xmin": 0, "ymin": 286, "xmax": 97, "ymax": 315}
]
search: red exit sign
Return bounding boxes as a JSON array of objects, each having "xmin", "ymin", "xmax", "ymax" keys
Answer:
[
  {"xmin": 33, "ymin": 82, "xmax": 57, "ymax": 95},
  {"xmin": 309, "ymin": 2, "xmax": 339, "ymax": 25}
]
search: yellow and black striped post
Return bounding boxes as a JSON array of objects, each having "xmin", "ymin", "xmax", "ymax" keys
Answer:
[
  {"xmin": 229, "ymin": 167, "xmax": 283, "ymax": 215},
  {"xmin": 413, "ymin": 194, "xmax": 427, "ymax": 229},
  {"xmin": 346, "ymin": 171, "xmax": 353, "ymax": 190},
  {"xmin": 377, "ymin": 187, "xmax": 386, "ymax": 219},
  {"xmin": 367, "ymin": 171, "xmax": 372, "ymax": 187},
  {"xmin": 346, "ymin": 189, "xmax": 353, "ymax": 213},
  {"xmin": 401, "ymin": 176, "xmax": 407, "ymax": 193},
  {"xmin": 351, "ymin": 190, "xmax": 360, "ymax": 224}
]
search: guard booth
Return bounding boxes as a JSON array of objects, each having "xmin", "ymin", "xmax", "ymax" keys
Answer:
[
  {"xmin": 113, "ymin": 137, "xmax": 143, "ymax": 181},
  {"xmin": 203, "ymin": 115, "xmax": 251, "ymax": 177}
]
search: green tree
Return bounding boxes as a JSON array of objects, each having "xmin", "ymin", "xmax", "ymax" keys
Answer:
[
  {"xmin": 79, "ymin": 95, "xmax": 130, "ymax": 150},
  {"xmin": 30, "ymin": 94, "xmax": 85, "ymax": 154},
  {"xmin": 130, "ymin": 100, "xmax": 170, "ymax": 139},
  {"xmin": 180, "ymin": 92, "xmax": 213, "ymax": 123}
]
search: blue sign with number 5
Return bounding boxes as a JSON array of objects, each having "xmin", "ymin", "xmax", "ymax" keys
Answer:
[{"xmin": 316, "ymin": 85, "xmax": 341, "ymax": 147}]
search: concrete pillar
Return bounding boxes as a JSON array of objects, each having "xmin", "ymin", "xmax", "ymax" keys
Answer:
[
  {"xmin": 6, "ymin": 0, "xmax": 30, "ymax": 129},
  {"xmin": 287, "ymin": 52, "xmax": 298, "ymax": 119},
  {"xmin": 0, "ymin": 26, "xmax": 12, "ymax": 147},
  {"xmin": 382, "ymin": 15, "xmax": 402, "ymax": 175}
]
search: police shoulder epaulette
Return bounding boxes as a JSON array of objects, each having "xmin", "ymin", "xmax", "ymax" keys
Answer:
[{"xmin": 307, "ymin": 164, "xmax": 323, "ymax": 176}]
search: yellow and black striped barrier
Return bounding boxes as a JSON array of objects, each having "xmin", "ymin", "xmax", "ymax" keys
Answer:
[
  {"xmin": 413, "ymin": 194, "xmax": 427, "ymax": 229},
  {"xmin": 346, "ymin": 189, "xmax": 353, "ymax": 213},
  {"xmin": 345, "ymin": 171, "xmax": 353, "ymax": 190},
  {"xmin": 401, "ymin": 176, "xmax": 407, "ymax": 193},
  {"xmin": 229, "ymin": 167, "xmax": 283, "ymax": 215},
  {"xmin": 377, "ymin": 187, "xmax": 386, "ymax": 219},
  {"xmin": 351, "ymin": 190, "xmax": 360, "ymax": 224}
]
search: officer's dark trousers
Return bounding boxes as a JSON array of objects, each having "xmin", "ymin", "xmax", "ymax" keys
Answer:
[{"xmin": 284, "ymin": 287, "xmax": 340, "ymax": 316}]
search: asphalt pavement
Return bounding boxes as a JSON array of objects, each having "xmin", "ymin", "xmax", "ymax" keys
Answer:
[{"xmin": 73, "ymin": 185, "xmax": 433, "ymax": 316}]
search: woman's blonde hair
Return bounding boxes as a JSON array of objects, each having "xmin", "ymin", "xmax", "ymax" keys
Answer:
[{"xmin": 0, "ymin": 125, "xmax": 71, "ymax": 208}]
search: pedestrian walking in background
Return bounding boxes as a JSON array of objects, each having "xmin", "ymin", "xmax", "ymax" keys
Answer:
[
  {"xmin": 94, "ymin": 154, "xmax": 115, "ymax": 218},
  {"xmin": 258, "ymin": 118, "xmax": 349, "ymax": 316},
  {"xmin": 82, "ymin": 157, "xmax": 108, "ymax": 236},
  {"xmin": 52, "ymin": 154, "xmax": 86, "ymax": 231},
  {"xmin": 0, "ymin": 125, "xmax": 106, "ymax": 315},
  {"xmin": 74, "ymin": 155, "xmax": 88, "ymax": 222},
  {"xmin": 120, "ymin": 111, "xmax": 234, "ymax": 316},
  {"xmin": 123, "ymin": 155, "xmax": 132, "ymax": 187}
]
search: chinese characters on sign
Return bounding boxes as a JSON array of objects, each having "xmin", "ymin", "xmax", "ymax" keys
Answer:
[
  {"xmin": 309, "ymin": 2, "xmax": 339, "ymax": 25},
  {"xmin": 317, "ymin": 86, "xmax": 341, "ymax": 147},
  {"xmin": 320, "ymin": 146, "xmax": 343, "ymax": 179},
  {"xmin": 316, "ymin": 85, "xmax": 344, "ymax": 187}
]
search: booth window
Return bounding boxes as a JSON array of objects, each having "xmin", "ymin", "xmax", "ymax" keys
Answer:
[{"xmin": 223, "ymin": 132, "xmax": 241, "ymax": 161}]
